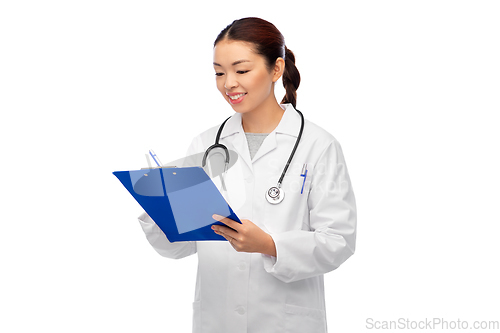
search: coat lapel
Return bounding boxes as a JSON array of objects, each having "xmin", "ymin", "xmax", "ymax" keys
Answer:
[
  {"xmin": 231, "ymin": 130, "xmax": 253, "ymax": 174},
  {"xmin": 218, "ymin": 104, "xmax": 302, "ymax": 172},
  {"xmin": 252, "ymin": 104, "xmax": 301, "ymax": 163},
  {"xmin": 219, "ymin": 112, "xmax": 253, "ymax": 174}
]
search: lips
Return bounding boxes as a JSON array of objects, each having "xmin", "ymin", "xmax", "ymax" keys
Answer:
[{"xmin": 226, "ymin": 92, "xmax": 247, "ymax": 104}]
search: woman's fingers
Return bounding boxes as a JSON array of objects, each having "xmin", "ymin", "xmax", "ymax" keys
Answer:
[
  {"xmin": 211, "ymin": 214, "xmax": 274, "ymax": 255},
  {"xmin": 212, "ymin": 214, "xmax": 240, "ymax": 231},
  {"xmin": 213, "ymin": 225, "xmax": 239, "ymax": 241}
]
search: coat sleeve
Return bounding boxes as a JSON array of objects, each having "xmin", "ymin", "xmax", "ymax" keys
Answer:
[
  {"xmin": 262, "ymin": 139, "xmax": 357, "ymax": 283},
  {"xmin": 137, "ymin": 136, "xmax": 203, "ymax": 259}
]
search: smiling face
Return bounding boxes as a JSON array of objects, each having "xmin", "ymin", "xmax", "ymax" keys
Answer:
[{"xmin": 213, "ymin": 39, "xmax": 284, "ymax": 116}]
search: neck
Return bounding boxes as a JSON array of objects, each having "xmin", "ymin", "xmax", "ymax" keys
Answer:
[{"xmin": 241, "ymin": 99, "xmax": 285, "ymax": 133}]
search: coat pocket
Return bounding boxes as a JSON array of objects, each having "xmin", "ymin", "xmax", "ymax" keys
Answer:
[
  {"xmin": 192, "ymin": 301, "xmax": 201, "ymax": 333},
  {"xmin": 285, "ymin": 304, "xmax": 327, "ymax": 332}
]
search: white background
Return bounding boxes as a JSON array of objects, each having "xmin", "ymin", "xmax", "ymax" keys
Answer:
[{"xmin": 1, "ymin": 1, "xmax": 499, "ymax": 332}]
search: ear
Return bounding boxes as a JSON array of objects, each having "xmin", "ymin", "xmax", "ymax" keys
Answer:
[{"xmin": 272, "ymin": 57, "xmax": 285, "ymax": 83}]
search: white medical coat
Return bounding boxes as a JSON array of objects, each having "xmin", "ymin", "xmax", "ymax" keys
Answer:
[{"xmin": 138, "ymin": 103, "xmax": 357, "ymax": 333}]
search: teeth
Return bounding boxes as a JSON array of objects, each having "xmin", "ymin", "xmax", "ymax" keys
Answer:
[{"xmin": 228, "ymin": 93, "xmax": 246, "ymax": 100}]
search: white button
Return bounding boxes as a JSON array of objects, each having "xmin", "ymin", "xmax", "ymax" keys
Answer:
[
  {"xmin": 237, "ymin": 262, "xmax": 247, "ymax": 270},
  {"xmin": 245, "ymin": 176, "xmax": 253, "ymax": 184},
  {"xmin": 236, "ymin": 307, "xmax": 245, "ymax": 315}
]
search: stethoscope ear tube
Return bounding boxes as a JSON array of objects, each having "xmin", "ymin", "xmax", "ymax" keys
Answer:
[
  {"xmin": 202, "ymin": 115, "xmax": 232, "ymax": 168},
  {"xmin": 202, "ymin": 143, "xmax": 229, "ymax": 167},
  {"xmin": 202, "ymin": 143, "xmax": 229, "ymax": 192},
  {"xmin": 202, "ymin": 116, "xmax": 232, "ymax": 193}
]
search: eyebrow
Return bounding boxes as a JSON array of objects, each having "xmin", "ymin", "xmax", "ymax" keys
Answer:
[{"xmin": 213, "ymin": 60, "xmax": 251, "ymax": 67}]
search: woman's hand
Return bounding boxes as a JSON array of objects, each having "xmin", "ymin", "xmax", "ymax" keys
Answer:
[{"xmin": 211, "ymin": 214, "xmax": 277, "ymax": 257}]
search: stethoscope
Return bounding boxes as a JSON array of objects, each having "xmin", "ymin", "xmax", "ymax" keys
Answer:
[{"xmin": 202, "ymin": 108, "xmax": 304, "ymax": 204}]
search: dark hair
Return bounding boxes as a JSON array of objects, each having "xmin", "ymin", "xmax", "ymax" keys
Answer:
[{"xmin": 214, "ymin": 17, "xmax": 301, "ymax": 108}]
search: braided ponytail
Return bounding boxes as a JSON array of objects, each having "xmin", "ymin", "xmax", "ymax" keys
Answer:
[{"xmin": 281, "ymin": 46, "xmax": 301, "ymax": 108}]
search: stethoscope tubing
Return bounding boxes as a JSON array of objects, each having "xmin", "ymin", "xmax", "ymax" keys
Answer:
[
  {"xmin": 202, "ymin": 108, "xmax": 304, "ymax": 203},
  {"xmin": 277, "ymin": 109, "xmax": 304, "ymax": 187}
]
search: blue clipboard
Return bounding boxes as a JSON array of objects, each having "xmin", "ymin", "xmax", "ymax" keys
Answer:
[{"xmin": 113, "ymin": 166, "xmax": 241, "ymax": 242}]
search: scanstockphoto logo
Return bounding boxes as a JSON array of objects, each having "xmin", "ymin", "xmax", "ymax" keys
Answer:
[{"xmin": 365, "ymin": 317, "xmax": 500, "ymax": 330}]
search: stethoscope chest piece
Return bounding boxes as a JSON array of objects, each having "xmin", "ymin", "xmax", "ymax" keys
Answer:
[{"xmin": 266, "ymin": 186, "xmax": 285, "ymax": 204}]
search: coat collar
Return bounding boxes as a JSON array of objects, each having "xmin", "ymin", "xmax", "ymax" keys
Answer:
[
  {"xmin": 219, "ymin": 103, "xmax": 301, "ymax": 140},
  {"xmin": 218, "ymin": 104, "xmax": 302, "ymax": 172}
]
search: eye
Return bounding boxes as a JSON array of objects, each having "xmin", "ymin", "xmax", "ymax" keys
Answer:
[
  {"xmin": 237, "ymin": 70, "xmax": 249, "ymax": 74},
  {"xmin": 215, "ymin": 72, "xmax": 224, "ymax": 77}
]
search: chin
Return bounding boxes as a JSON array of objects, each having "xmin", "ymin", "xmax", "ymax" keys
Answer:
[{"xmin": 228, "ymin": 103, "xmax": 252, "ymax": 114}]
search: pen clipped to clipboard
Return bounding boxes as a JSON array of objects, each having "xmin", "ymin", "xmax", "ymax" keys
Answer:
[{"xmin": 142, "ymin": 149, "xmax": 176, "ymax": 170}]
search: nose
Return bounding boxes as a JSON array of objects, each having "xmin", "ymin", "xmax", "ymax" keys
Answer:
[{"xmin": 224, "ymin": 73, "xmax": 238, "ymax": 90}]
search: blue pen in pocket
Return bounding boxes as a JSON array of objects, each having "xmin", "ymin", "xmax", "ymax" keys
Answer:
[{"xmin": 300, "ymin": 163, "xmax": 308, "ymax": 194}]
